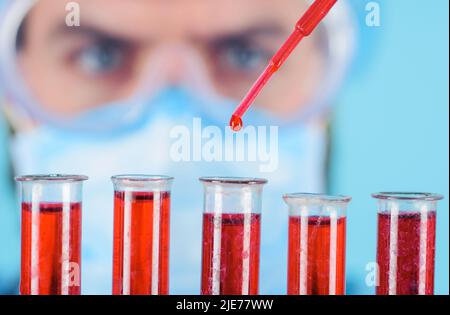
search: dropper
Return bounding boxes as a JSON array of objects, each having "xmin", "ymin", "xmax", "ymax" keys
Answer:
[{"xmin": 229, "ymin": 0, "xmax": 338, "ymax": 131}]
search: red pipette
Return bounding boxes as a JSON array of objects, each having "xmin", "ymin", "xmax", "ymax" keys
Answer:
[{"xmin": 229, "ymin": 0, "xmax": 338, "ymax": 131}]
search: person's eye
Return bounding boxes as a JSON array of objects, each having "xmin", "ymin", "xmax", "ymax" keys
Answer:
[
  {"xmin": 75, "ymin": 40, "xmax": 127, "ymax": 76},
  {"xmin": 216, "ymin": 40, "xmax": 271, "ymax": 73}
]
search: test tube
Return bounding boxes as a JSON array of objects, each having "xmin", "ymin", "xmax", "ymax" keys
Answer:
[
  {"xmin": 283, "ymin": 193, "xmax": 351, "ymax": 295},
  {"xmin": 200, "ymin": 177, "xmax": 267, "ymax": 295},
  {"xmin": 112, "ymin": 175, "xmax": 173, "ymax": 295},
  {"xmin": 372, "ymin": 192, "xmax": 444, "ymax": 295},
  {"xmin": 16, "ymin": 174, "xmax": 88, "ymax": 295}
]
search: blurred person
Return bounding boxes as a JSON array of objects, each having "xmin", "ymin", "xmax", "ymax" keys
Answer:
[{"xmin": 0, "ymin": 0, "xmax": 355, "ymax": 294}]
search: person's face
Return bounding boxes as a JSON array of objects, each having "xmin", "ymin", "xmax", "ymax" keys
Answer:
[{"xmin": 18, "ymin": 0, "xmax": 325, "ymax": 119}]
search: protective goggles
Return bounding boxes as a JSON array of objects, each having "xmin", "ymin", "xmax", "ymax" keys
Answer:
[{"xmin": 0, "ymin": 0, "xmax": 356, "ymax": 131}]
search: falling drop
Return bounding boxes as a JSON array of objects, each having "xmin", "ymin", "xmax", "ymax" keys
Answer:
[{"xmin": 230, "ymin": 115, "xmax": 243, "ymax": 132}]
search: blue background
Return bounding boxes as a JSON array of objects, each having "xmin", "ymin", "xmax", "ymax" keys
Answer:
[
  {"xmin": 0, "ymin": 0, "xmax": 449, "ymax": 294},
  {"xmin": 330, "ymin": 0, "xmax": 449, "ymax": 294}
]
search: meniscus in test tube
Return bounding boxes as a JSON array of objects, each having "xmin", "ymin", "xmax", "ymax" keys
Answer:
[
  {"xmin": 199, "ymin": 177, "xmax": 267, "ymax": 295},
  {"xmin": 16, "ymin": 174, "xmax": 88, "ymax": 295},
  {"xmin": 283, "ymin": 193, "xmax": 351, "ymax": 295},
  {"xmin": 373, "ymin": 192, "xmax": 444, "ymax": 295},
  {"xmin": 111, "ymin": 175, "xmax": 173, "ymax": 295}
]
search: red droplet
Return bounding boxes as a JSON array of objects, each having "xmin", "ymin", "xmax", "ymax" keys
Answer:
[{"xmin": 230, "ymin": 115, "xmax": 243, "ymax": 132}]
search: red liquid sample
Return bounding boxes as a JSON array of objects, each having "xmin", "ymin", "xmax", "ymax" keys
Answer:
[
  {"xmin": 230, "ymin": 115, "xmax": 243, "ymax": 132},
  {"xmin": 113, "ymin": 191, "xmax": 170, "ymax": 295},
  {"xmin": 288, "ymin": 216, "xmax": 346, "ymax": 295},
  {"xmin": 201, "ymin": 213, "xmax": 261, "ymax": 295},
  {"xmin": 20, "ymin": 202, "xmax": 82, "ymax": 295},
  {"xmin": 229, "ymin": 0, "xmax": 337, "ymax": 131},
  {"xmin": 376, "ymin": 212, "xmax": 436, "ymax": 295}
]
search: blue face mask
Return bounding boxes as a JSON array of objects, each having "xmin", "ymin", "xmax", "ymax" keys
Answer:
[{"xmin": 11, "ymin": 87, "xmax": 327, "ymax": 294}]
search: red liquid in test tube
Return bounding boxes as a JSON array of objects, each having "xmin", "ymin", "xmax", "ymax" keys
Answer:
[
  {"xmin": 17, "ymin": 175, "xmax": 88, "ymax": 295},
  {"xmin": 377, "ymin": 212, "xmax": 436, "ymax": 295},
  {"xmin": 21, "ymin": 202, "xmax": 82, "ymax": 295},
  {"xmin": 201, "ymin": 213, "xmax": 261, "ymax": 295},
  {"xmin": 200, "ymin": 177, "xmax": 267, "ymax": 295},
  {"xmin": 373, "ymin": 193, "xmax": 443, "ymax": 295},
  {"xmin": 112, "ymin": 176, "xmax": 173, "ymax": 295},
  {"xmin": 288, "ymin": 216, "xmax": 346, "ymax": 295},
  {"xmin": 284, "ymin": 193, "xmax": 351, "ymax": 295},
  {"xmin": 230, "ymin": 0, "xmax": 338, "ymax": 131}
]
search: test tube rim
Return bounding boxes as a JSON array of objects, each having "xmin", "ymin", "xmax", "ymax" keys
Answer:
[
  {"xmin": 371, "ymin": 192, "xmax": 444, "ymax": 201},
  {"xmin": 283, "ymin": 192, "xmax": 352, "ymax": 204},
  {"xmin": 199, "ymin": 176, "xmax": 268, "ymax": 185},
  {"xmin": 111, "ymin": 174, "xmax": 174, "ymax": 183},
  {"xmin": 15, "ymin": 174, "xmax": 89, "ymax": 182}
]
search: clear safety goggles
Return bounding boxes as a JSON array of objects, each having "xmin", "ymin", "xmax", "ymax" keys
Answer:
[{"xmin": 0, "ymin": 0, "xmax": 356, "ymax": 132}]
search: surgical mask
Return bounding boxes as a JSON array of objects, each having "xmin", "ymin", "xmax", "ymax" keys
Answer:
[{"xmin": 11, "ymin": 87, "xmax": 327, "ymax": 294}]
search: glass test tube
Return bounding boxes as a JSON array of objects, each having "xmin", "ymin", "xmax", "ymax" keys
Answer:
[
  {"xmin": 112, "ymin": 175, "xmax": 173, "ymax": 295},
  {"xmin": 17, "ymin": 174, "xmax": 88, "ymax": 295},
  {"xmin": 200, "ymin": 177, "xmax": 267, "ymax": 295},
  {"xmin": 283, "ymin": 193, "xmax": 351, "ymax": 295},
  {"xmin": 373, "ymin": 192, "xmax": 443, "ymax": 295}
]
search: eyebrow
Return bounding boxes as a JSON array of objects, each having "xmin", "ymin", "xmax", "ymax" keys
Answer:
[
  {"xmin": 50, "ymin": 23, "xmax": 137, "ymax": 45},
  {"xmin": 49, "ymin": 21, "xmax": 285, "ymax": 45},
  {"xmin": 201, "ymin": 24, "xmax": 286, "ymax": 42}
]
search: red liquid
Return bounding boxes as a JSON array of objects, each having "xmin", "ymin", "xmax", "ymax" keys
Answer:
[
  {"xmin": 288, "ymin": 216, "xmax": 346, "ymax": 295},
  {"xmin": 229, "ymin": 0, "xmax": 337, "ymax": 130},
  {"xmin": 376, "ymin": 212, "xmax": 436, "ymax": 295},
  {"xmin": 113, "ymin": 191, "xmax": 170, "ymax": 295},
  {"xmin": 201, "ymin": 213, "xmax": 261, "ymax": 295},
  {"xmin": 230, "ymin": 115, "xmax": 243, "ymax": 132},
  {"xmin": 20, "ymin": 202, "xmax": 82, "ymax": 295}
]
